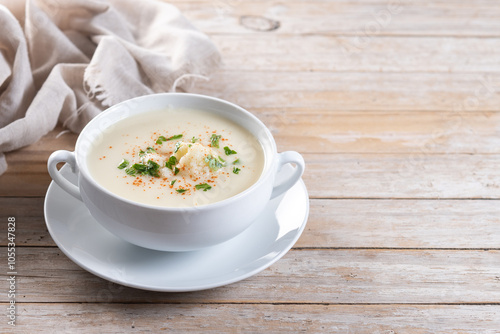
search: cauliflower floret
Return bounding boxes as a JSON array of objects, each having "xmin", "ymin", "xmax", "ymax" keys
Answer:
[
  {"xmin": 172, "ymin": 142, "xmax": 190, "ymax": 161},
  {"xmin": 139, "ymin": 152, "xmax": 163, "ymax": 165},
  {"xmin": 176, "ymin": 142, "xmax": 220, "ymax": 176}
]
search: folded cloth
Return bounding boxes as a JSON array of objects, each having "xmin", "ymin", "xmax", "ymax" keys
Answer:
[{"xmin": 0, "ymin": 0, "xmax": 221, "ymax": 174}]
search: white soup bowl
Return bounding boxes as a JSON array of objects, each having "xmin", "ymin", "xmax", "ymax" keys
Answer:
[{"xmin": 48, "ymin": 93, "xmax": 305, "ymax": 251}]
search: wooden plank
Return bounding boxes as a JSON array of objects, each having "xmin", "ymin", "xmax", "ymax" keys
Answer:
[
  {"xmin": 4, "ymin": 304, "xmax": 499, "ymax": 333},
  {"xmin": 3, "ymin": 152, "xmax": 500, "ymax": 198},
  {"xmin": 253, "ymin": 110, "xmax": 500, "ymax": 154},
  {"xmin": 0, "ymin": 0, "xmax": 497, "ymax": 331},
  {"xmin": 4, "ymin": 109, "xmax": 500, "ymax": 160},
  {"xmin": 297, "ymin": 199, "xmax": 500, "ymax": 248},
  {"xmin": 0, "ymin": 198, "xmax": 50, "ymax": 246},
  {"xmin": 3, "ymin": 198, "xmax": 500, "ymax": 249},
  {"xmin": 0, "ymin": 128, "xmax": 77, "ymax": 197},
  {"xmin": 304, "ymin": 153, "xmax": 500, "ymax": 199},
  {"xmin": 214, "ymin": 35, "xmax": 500, "ymax": 73},
  {"xmin": 190, "ymin": 71, "xmax": 500, "ymax": 111},
  {"xmin": 172, "ymin": 0, "xmax": 500, "ymax": 37},
  {"xmin": 4, "ymin": 248, "xmax": 500, "ymax": 303}
]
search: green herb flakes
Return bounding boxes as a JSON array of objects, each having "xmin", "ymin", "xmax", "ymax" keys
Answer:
[
  {"xmin": 165, "ymin": 156, "xmax": 178, "ymax": 170},
  {"xmin": 117, "ymin": 159, "xmax": 129, "ymax": 169},
  {"xmin": 176, "ymin": 188, "xmax": 187, "ymax": 194},
  {"xmin": 156, "ymin": 135, "xmax": 167, "ymax": 144},
  {"xmin": 144, "ymin": 160, "xmax": 161, "ymax": 177},
  {"xmin": 233, "ymin": 158, "xmax": 240, "ymax": 165},
  {"xmin": 210, "ymin": 134, "xmax": 221, "ymax": 148},
  {"xmin": 191, "ymin": 137, "xmax": 199, "ymax": 143},
  {"xmin": 170, "ymin": 179, "xmax": 177, "ymax": 186},
  {"xmin": 131, "ymin": 163, "xmax": 147, "ymax": 173},
  {"xmin": 224, "ymin": 146, "xmax": 237, "ymax": 155},
  {"xmin": 168, "ymin": 134, "xmax": 183, "ymax": 141},
  {"xmin": 195, "ymin": 183, "xmax": 212, "ymax": 191},
  {"xmin": 139, "ymin": 146, "xmax": 156, "ymax": 157},
  {"xmin": 156, "ymin": 134, "xmax": 183, "ymax": 144},
  {"xmin": 204, "ymin": 155, "xmax": 224, "ymax": 171},
  {"xmin": 165, "ymin": 155, "xmax": 180, "ymax": 175},
  {"xmin": 125, "ymin": 167, "xmax": 136, "ymax": 176},
  {"xmin": 233, "ymin": 167, "xmax": 241, "ymax": 174},
  {"xmin": 123, "ymin": 160, "xmax": 161, "ymax": 177}
]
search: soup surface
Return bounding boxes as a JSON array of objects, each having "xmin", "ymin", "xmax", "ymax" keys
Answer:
[{"xmin": 87, "ymin": 108, "xmax": 265, "ymax": 207}]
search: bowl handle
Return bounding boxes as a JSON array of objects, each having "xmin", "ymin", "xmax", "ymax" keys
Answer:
[
  {"xmin": 47, "ymin": 150, "xmax": 82, "ymax": 201},
  {"xmin": 270, "ymin": 151, "xmax": 305, "ymax": 199}
]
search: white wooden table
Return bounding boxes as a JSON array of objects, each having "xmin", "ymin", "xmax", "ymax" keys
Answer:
[{"xmin": 1, "ymin": 0, "xmax": 500, "ymax": 332}]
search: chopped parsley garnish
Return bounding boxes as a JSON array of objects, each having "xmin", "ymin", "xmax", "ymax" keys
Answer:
[
  {"xmin": 147, "ymin": 160, "xmax": 160, "ymax": 175},
  {"xmin": 191, "ymin": 137, "xmax": 199, "ymax": 143},
  {"xmin": 195, "ymin": 183, "xmax": 212, "ymax": 191},
  {"xmin": 117, "ymin": 159, "xmax": 129, "ymax": 169},
  {"xmin": 139, "ymin": 146, "xmax": 156, "ymax": 157},
  {"xmin": 170, "ymin": 179, "xmax": 177, "ymax": 186},
  {"xmin": 168, "ymin": 134, "xmax": 183, "ymax": 141},
  {"xmin": 156, "ymin": 134, "xmax": 183, "ymax": 144},
  {"xmin": 204, "ymin": 155, "xmax": 224, "ymax": 171},
  {"xmin": 210, "ymin": 134, "xmax": 221, "ymax": 148},
  {"xmin": 224, "ymin": 146, "xmax": 237, "ymax": 155},
  {"xmin": 233, "ymin": 158, "xmax": 240, "ymax": 165},
  {"xmin": 131, "ymin": 163, "xmax": 147, "ymax": 173},
  {"xmin": 176, "ymin": 188, "xmax": 187, "ymax": 194},
  {"xmin": 156, "ymin": 136, "xmax": 167, "ymax": 144},
  {"xmin": 233, "ymin": 167, "xmax": 241, "ymax": 174},
  {"xmin": 174, "ymin": 141, "xmax": 182, "ymax": 153},
  {"xmin": 142, "ymin": 160, "xmax": 161, "ymax": 177},
  {"xmin": 125, "ymin": 167, "xmax": 136, "ymax": 176},
  {"xmin": 165, "ymin": 156, "xmax": 178, "ymax": 170},
  {"xmin": 123, "ymin": 160, "xmax": 161, "ymax": 177},
  {"xmin": 218, "ymin": 156, "xmax": 225, "ymax": 163},
  {"xmin": 165, "ymin": 155, "xmax": 180, "ymax": 175}
]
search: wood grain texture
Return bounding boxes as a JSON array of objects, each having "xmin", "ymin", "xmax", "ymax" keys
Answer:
[
  {"xmin": 214, "ymin": 35, "xmax": 500, "ymax": 73},
  {"xmin": 298, "ymin": 199, "xmax": 500, "ymax": 248},
  {"xmin": 3, "ymin": 198, "xmax": 500, "ymax": 249},
  {"xmin": 3, "ymin": 304, "xmax": 499, "ymax": 334},
  {"xmin": 305, "ymin": 153, "xmax": 500, "ymax": 199},
  {"xmin": 0, "ymin": 198, "xmax": 48, "ymax": 246},
  {"xmin": 190, "ymin": 71, "xmax": 500, "ymax": 111},
  {"xmin": 2, "ymin": 0, "xmax": 500, "ymax": 331},
  {"xmin": 173, "ymin": 0, "xmax": 500, "ymax": 37},
  {"xmin": 2, "ymin": 247, "xmax": 499, "ymax": 304},
  {"xmin": 0, "ymin": 129, "xmax": 77, "ymax": 197},
  {"xmin": 253, "ymin": 110, "xmax": 500, "ymax": 154}
]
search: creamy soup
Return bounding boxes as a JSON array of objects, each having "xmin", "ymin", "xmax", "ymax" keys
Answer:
[{"xmin": 87, "ymin": 108, "xmax": 265, "ymax": 207}]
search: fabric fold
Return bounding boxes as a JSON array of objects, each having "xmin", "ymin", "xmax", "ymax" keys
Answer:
[{"xmin": 0, "ymin": 0, "xmax": 221, "ymax": 175}]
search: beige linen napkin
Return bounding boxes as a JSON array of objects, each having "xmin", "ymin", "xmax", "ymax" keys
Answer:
[{"xmin": 0, "ymin": 0, "xmax": 221, "ymax": 175}]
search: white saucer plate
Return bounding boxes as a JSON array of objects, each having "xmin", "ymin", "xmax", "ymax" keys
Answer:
[{"xmin": 44, "ymin": 164, "xmax": 309, "ymax": 292}]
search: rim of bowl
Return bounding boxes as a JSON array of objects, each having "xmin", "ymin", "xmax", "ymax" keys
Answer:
[{"xmin": 75, "ymin": 92, "xmax": 278, "ymax": 212}]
